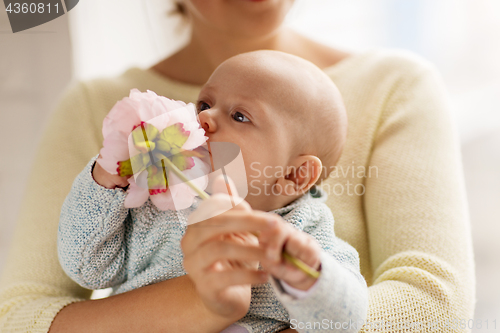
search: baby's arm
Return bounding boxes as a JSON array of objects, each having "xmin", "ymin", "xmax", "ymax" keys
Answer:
[
  {"xmin": 272, "ymin": 249, "xmax": 367, "ymax": 333},
  {"xmin": 58, "ymin": 155, "xmax": 130, "ymax": 290},
  {"xmin": 260, "ymin": 204, "xmax": 368, "ymax": 333}
]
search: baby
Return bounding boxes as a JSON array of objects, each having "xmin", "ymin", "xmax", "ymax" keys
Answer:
[{"xmin": 58, "ymin": 50, "xmax": 367, "ymax": 333}]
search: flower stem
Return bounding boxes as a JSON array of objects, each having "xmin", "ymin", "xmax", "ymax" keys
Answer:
[
  {"xmin": 283, "ymin": 252, "xmax": 321, "ymax": 279},
  {"xmin": 162, "ymin": 157, "xmax": 320, "ymax": 280},
  {"xmin": 161, "ymin": 158, "xmax": 210, "ymax": 200}
]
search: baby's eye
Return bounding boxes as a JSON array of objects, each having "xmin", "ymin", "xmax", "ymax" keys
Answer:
[
  {"xmin": 232, "ymin": 111, "xmax": 250, "ymax": 123},
  {"xmin": 198, "ymin": 102, "xmax": 210, "ymax": 112}
]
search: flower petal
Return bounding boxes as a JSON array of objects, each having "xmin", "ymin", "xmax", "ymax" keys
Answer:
[
  {"xmin": 150, "ymin": 190, "xmax": 177, "ymax": 210},
  {"xmin": 169, "ymin": 182, "xmax": 197, "ymax": 210},
  {"xmin": 98, "ymin": 131, "xmax": 130, "ymax": 174},
  {"xmin": 165, "ymin": 104, "xmax": 207, "ymax": 150},
  {"xmin": 124, "ymin": 174, "xmax": 150, "ymax": 208},
  {"xmin": 158, "ymin": 94, "xmax": 186, "ymax": 110},
  {"xmin": 102, "ymin": 97, "xmax": 141, "ymax": 139},
  {"xmin": 144, "ymin": 103, "xmax": 192, "ymax": 132},
  {"xmin": 182, "ymin": 157, "xmax": 210, "ymax": 191},
  {"xmin": 147, "ymin": 164, "xmax": 168, "ymax": 191},
  {"xmin": 164, "ymin": 156, "xmax": 210, "ymax": 193},
  {"xmin": 164, "ymin": 104, "xmax": 198, "ymax": 127},
  {"xmin": 182, "ymin": 125, "xmax": 208, "ymax": 151},
  {"xmin": 129, "ymin": 88, "xmax": 150, "ymax": 101},
  {"xmin": 146, "ymin": 112, "xmax": 171, "ymax": 132},
  {"xmin": 131, "ymin": 122, "xmax": 159, "ymax": 153},
  {"xmin": 96, "ymin": 156, "xmax": 119, "ymax": 175},
  {"xmin": 118, "ymin": 152, "xmax": 151, "ymax": 177},
  {"xmin": 157, "ymin": 123, "xmax": 190, "ymax": 154}
]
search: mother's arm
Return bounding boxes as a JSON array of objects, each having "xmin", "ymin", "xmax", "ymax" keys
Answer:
[
  {"xmin": 362, "ymin": 61, "xmax": 475, "ymax": 331},
  {"xmin": 0, "ymin": 82, "xmax": 235, "ymax": 332},
  {"xmin": 48, "ymin": 276, "xmax": 236, "ymax": 333}
]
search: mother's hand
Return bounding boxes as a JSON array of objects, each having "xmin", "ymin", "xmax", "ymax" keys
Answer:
[{"xmin": 181, "ymin": 176, "xmax": 274, "ymax": 320}]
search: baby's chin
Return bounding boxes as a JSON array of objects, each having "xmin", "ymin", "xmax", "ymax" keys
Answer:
[{"xmin": 244, "ymin": 188, "xmax": 299, "ymax": 212}]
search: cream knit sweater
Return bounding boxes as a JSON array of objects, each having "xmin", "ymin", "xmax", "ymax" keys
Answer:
[{"xmin": 0, "ymin": 48, "xmax": 475, "ymax": 332}]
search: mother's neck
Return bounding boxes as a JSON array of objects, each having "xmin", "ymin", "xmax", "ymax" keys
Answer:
[{"xmin": 152, "ymin": 27, "xmax": 350, "ymax": 86}]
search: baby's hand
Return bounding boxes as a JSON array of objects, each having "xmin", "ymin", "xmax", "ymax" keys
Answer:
[
  {"xmin": 92, "ymin": 158, "xmax": 129, "ymax": 189},
  {"xmin": 259, "ymin": 217, "xmax": 322, "ymax": 291}
]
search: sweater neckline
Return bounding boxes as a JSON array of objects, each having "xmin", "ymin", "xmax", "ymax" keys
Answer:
[
  {"xmin": 125, "ymin": 48, "xmax": 378, "ymax": 91},
  {"xmin": 271, "ymin": 185, "xmax": 327, "ymax": 217}
]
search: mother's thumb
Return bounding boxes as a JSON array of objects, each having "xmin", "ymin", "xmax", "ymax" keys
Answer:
[
  {"xmin": 210, "ymin": 174, "xmax": 250, "ymax": 212},
  {"xmin": 212, "ymin": 174, "xmax": 239, "ymax": 197}
]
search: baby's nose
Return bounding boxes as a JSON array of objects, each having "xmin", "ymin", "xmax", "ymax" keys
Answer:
[{"xmin": 198, "ymin": 111, "xmax": 217, "ymax": 133}]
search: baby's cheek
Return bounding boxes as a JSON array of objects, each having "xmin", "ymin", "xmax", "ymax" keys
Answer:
[{"xmin": 247, "ymin": 178, "xmax": 275, "ymax": 199}]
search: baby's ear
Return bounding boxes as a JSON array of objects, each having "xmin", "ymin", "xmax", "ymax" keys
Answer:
[{"xmin": 275, "ymin": 156, "xmax": 322, "ymax": 197}]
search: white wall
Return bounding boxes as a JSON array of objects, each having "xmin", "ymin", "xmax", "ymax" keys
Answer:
[
  {"xmin": 0, "ymin": 12, "xmax": 72, "ymax": 274},
  {"xmin": 69, "ymin": 0, "xmax": 188, "ymax": 80}
]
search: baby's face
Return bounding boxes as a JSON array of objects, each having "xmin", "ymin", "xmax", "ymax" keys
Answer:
[{"xmin": 196, "ymin": 58, "xmax": 298, "ymax": 210}]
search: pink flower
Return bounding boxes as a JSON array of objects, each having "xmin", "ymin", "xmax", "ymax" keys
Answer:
[{"xmin": 97, "ymin": 89, "xmax": 209, "ymax": 210}]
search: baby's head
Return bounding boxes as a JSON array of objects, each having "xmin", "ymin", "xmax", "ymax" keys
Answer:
[{"xmin": 197, "ymin": 50, "xmax": 347, "ymax": 211}]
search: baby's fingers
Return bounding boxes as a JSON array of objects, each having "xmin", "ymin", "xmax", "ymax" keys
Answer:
[
  {"xmin": 258, "ymin": 217, "xmax": 293, "ymax": 263},
  {"xmin": 284, "ymin": 233, "xmax": 321, "ymax": 270}
]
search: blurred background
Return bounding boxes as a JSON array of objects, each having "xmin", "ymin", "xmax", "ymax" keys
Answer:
[{"xmin": 1, "ymin": 0, "xmax": 499, "ymax": 330}]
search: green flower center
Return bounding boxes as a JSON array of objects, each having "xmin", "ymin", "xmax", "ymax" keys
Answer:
[{"xmin": 117, "ymin": 122, "xmax": 199, "ymax": 194}]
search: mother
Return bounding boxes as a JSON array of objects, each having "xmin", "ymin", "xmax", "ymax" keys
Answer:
[{"xmin": 0, "ymin": 1, "xmax": 475, "ymax": 332}]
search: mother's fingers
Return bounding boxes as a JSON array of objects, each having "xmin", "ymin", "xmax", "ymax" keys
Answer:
[
  {"xmin": 203, "ymin": 269, "xmax": 268, "ymax": 292},
  {"xmin": 187, "ymin": 193, "xmax": 251, "ymax": 225},
  {"xmin": 184, "ymin": 239, "xmax": 266, "ymax": 272},
  {"xmin": 211, "ymin": 174, "xmax": 239, "ymax": 198},
  {"xmin": 182, "ymin": 210, "xmax": 275, "ymax": 254}
]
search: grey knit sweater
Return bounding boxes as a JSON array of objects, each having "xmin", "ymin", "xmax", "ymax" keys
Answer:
[{"xmin": 58, "ymin": 156, "xmax": 367, "ymax": 333}]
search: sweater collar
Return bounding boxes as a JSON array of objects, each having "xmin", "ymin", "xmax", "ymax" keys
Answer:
[{"xmin": 270, "ymin": 185, "xmax": 327, "ymax": 217}]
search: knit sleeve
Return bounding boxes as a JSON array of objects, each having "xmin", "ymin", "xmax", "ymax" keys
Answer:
[
  {"xmin": 58, "ymin": 156, "xmax": 129, "ymax": 290},
  {"xmin": 273, "ymin": 251, "xmax": 368, "ymax": 333},
  {"xmin": 362, "ymin": 65, "xmax": 475, "ymax": 331},
  {"xmin": 0, "ymin": 82, "xmax": 102, "ymax": 332},
  {"xmin": 270, "ymin": 203, "xmax": 368, "ymax": 333}
]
